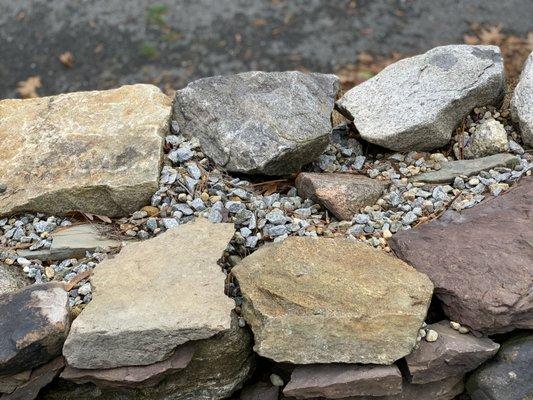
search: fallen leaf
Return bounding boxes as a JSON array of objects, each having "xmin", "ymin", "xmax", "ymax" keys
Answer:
[
  {"xmin": 463, "ymin": 34, "xmax": 480, "ymax": 45},
  {"xmin": 17, "ymin": 76, "xmax": 41, "ymax": 98},
  {"xmin": 95, "ymin": 214, "xmax": 112, "ymax": 224},
  {"xmin": 478, "ymin": 24, "xmax": 503, "ymax": 45},
  {"xmin": 59, "ymin": 51, "xmax": 74, "ymax": 68}
]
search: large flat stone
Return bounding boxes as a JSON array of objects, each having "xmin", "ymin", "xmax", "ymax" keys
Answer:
[
  {"xmin": 405, "ymin": 321, "xmax": 499, "ymax": 384},
  {"xmin": 232, "ymin": 237, "xmax": 433, "ymax": 364},
  {"xmin": 337, "ymin": 45, "xmax": 505, "ymax": 151},
  {"xmin": 467, "ymin": 334, "xmax": 533, "ymax": 400},
  {"xmin": 511, "ymin": 51, "xmax": 533, "ymax": 147},
  {"xmin": 42, "ymin": 315, "xmax": 254, "ymax": 400},
  {"xmin": 63, "ymin": 218, "xmax": 235, "ymax": 369},
  {"xmin": 60, "ymin": 342, "xmax": 194, "ymax": 388},
  {"xmin": 412, "ymin": 153, "xmax": 518, "ymax": 183},
  {"xmin": 390, "ymin": 176, "xmax": 533, "ymax": 334},
  {"xmin": 0, "ymin": 283, "xmax": 69, "ymax": 375},
  {"xmin": 0, "ymin": 84, "xmax": 170, "ymax": 217},
  {"xmin": 296, "ymin": 173, "xmax": 387, "ymax": 220},
  {"xmin": 368, "ymin": 376, "xmax": 464, "ymax": 400},
  {"xmin": 174, "ymin": 71, "xmax": 339, "ymax": 175},
  {"xmin": 283, "ymin": 364, "xmax": 402, "ymax": 399}
]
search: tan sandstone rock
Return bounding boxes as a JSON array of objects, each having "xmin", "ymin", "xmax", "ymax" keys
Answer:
[
  {"xmin": 0, "ymin": 84, "xmax": 171, "ymax": 217},
  {"xmin": 232, "ymin": 237, "xmax": 433, "ymax": 364},
  {"xmin": 63, "ymin": 218, "xmax": 236, "ymax": 369}
]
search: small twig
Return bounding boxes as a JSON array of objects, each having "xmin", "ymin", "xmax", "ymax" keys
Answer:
[{"xmin": 63, "ymin": 269, "xmax": 93, "ymax": 292}]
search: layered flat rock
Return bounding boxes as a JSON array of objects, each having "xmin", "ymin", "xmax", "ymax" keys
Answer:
[
  {"xmin": 405, "ymin": 321, "xmax": 499, "ymax": 384},
  {"xmin": 511, "ymin": 52, "xmax": 533, "ymax": 147},
  {"xmin": 232, "ymin": 237, "xmax": 433, "ymax": 364},
  {"xmin": 61, "ymin": 343, "xmax": 194, "ymax": 388},
  {"xmin": 0, "ymin": 283, "xmax": 69, "ymax": 375},
  {"xmin": 174, "ymin": 71, "xmax": 339, "ymax": 175},
  {"xmin": 370, "ymin": 376, "xmax": 464, "ymax": 400},
  {"xmin": 0, "ymin": 84, "xmax": 170, "ymax": 217},
  {"xmin": 390, "ymin": 176, "xmax": 533, "ymax": 334},
  {"xmin": 337, "ymin": 45, "xmax": 505, "ymax": 151},
  {"xmin": 42, "ymin": 315, "xmax": 254, "ymax": 400},
  {"xmin": 0, "ymin": 370, "xmax": 30, "ymax": 394},
  {"xmin": 2, "ymin": 357, "xmax": 64, "ymax": 400},
  {"xmin": 467, "ymin": 334, "xmax": 533, "ymax": 400},
  {"xmin": 17, "ymin": 224, "xmax": 120, "ymax": 262},
  {"xmin": 0, "ymin": 263, "xmax": 30, "ymax": 296},
  {"xmin": 412, "ymin": 153, "xmax": 518, "ymax": 183},
  {"xmin": 63, "ymin": 218, "xmax": 235, "ymax": 369},
  {"xmin": 296, "ymin": 173, "xmax": 387, "ymax": 220},
  {"xmin": 283, "ymin": 364, "xmax": 402, "ymax": 399}
]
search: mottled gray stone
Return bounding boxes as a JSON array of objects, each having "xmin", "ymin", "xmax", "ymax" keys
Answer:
[
  {"xmin": 463, "ymin": 118, "xmax": 509, "ymax": 159},
  {"xmin": 283, "ymin": 364, "xmax": 402, "ymax": 399},
  {"xmin": 0, "ymin": 283, "xmax": 69, "ymax": 375},
  {"xmin": 0, "ymin": 263, "xmax": 30, "ymax": 296},
  {"xmin": 511, "ymin": 52, "xmax": 533, "ymax": 147},
  {"xmin": 405, "ymin": 321, "xmax": 499, "ymax": 384},
  {"xmin": 174, "ymin": 71, "xmax": 339, "ymax": 175},
  {"xmin": 466, "ymin": 334, "xmax": 533, "ymax": 400},
  {"xmin": 337, "ymin": 45, "xmax": 505, "ymax": 151},
  {"xmin": 412, "ymin": 153, "xmax": 518, "ymax": 183}
]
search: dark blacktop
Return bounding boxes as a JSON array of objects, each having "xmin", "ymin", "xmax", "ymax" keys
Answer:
[{"xmin": 0, "ymin": 0, "xmax": 532, "ymax": 99}]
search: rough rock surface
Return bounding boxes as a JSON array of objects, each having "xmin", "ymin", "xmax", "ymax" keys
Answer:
[
  {"xmin": 232, "ymin": 237, "xmax": 433, "ymax": 364},
  {"xmin": 240, "ymin": 382, "xmax": 279, "ymax": 400},
  {"xmin": 0, "ymin": 283, "xmax": 69, "ymax": 375},
  {"xmin": 42, "ymin": 315, "xmax": 254, "ymax": 400},
  {"xmin": 1, "ymin": 357, "xmax": 64, "ymax": 400},
  {"xmin": 173, "ymin": 71, "xmax": 339, "ymax": 175},
  {"xmin": 371, "ymin": 376, "xmax": 464, "ymax": 400},
  {"xmin": 61, "ymin": 343, "xmax": 194, "ymax": 388},
  {"xmin": 63, "ymin": 218, "xmax": 235, "ymax": 369},
  {"xmin": 283, "ymin": 364, "xmax": 403, "ymax": 399},
  {"xmin": 0, "ymin": 370, "xmax": 30, "ymax": 394},
  {"xmin": 295, "ymin": 173, "xmax": 388, "ymax": 220},
  {"xmin": 511, "ymin": 52, "xmax": 533, "ymax": 147},
  {"xmin": 466, "ymin": 334, "xmax": 533, "ymax": 400},
  {"xmin": 0, "ymin": 84, "xmax": 170, "ymax": 217},
  {"xmin": 337, "ymin": 45, "xmax": 505, "ymax": 151},
  {"xmin": 0, "ymin": 263, "xmax": 30, "ymax": 296},
  {"xmin": 463, "ymin": 118, "xmax": 509, "ymax": 159},
  {"xmin": 390, "ymin": 176, "xmax": 533, "ymax": 334},
  {"xmin": 412, "ymin": 153, "xmax": 518, "ymax": 183},
  {"xmin": 405, "ymin": 321, "xmax": 499, "ymax": 384}
]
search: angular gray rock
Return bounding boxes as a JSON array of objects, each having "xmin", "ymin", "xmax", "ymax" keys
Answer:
[
  {"xmin": 60, "ymin": 343, "xmax": 194, "ymax": 388},
  {"xmin": 1, "ymin": 357, "xmax": 64, "ymax": 400},
  {"xmin": 337, "ymin": 45, "xmax": 505, "ymax": 151},
  {"xmin": 467, "ymin": 334, "xmax": 533, "ymax": 400},
  {"xmin": 174, "ymin": 71, "xmax": 339, "ymax": 175},
  {"xmin": 295, "ymin": 173, "xmax": 388, "ymax": 220},
  {"xmin": 0, "ymin": 283, "xmax": 69, "ymax": 375},
  {"xmin": 0, "ymin": 84, "xmax": 170, "ymax": 217},
  {"xmin": 390, "ymin": 176, "xmax": 533, "ymax": 334},
  {"xmin": 511, "ymin": 52, "xmax": 533, "ymax": 147},
  {"xmin": 232, "ymin": 237, "xmax": 433, "ymax": 365},
  {"xmin": 463, "ymin": 118, "xmax": 509, "ymax": 159},
  {"xmin": 63, "ymin": 218, "xmax": 235, "ymax": 369},
  {"xmin": 405, "ymin": 321, "xmax": 499, "ymax": 384},
  {"xmin": 0, "ymin": 263, "xmax": 30, "ymax": 296},
  {"xmin": 412, "ymin": 153, "xmax": 518, "ymax": 183},
  {"xmin": 283, "ymin": 364, "xmax": 402, "ymax": 399},
  {"xmin": 42, "ymin": 315, "xmax": 254, "ymax": 400}
]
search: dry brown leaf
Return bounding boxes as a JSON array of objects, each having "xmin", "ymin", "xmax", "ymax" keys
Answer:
[
  {"xmin": 95, "ymin": 214, "xmax": 112, "ymax": 224},
  {"xmin": 527, "ymin": 32, "xmax": 533, "ymax": 50},
  {"xmin": 478, "ymin": 24, "xmax": 503, "ymax": 45},
  {"xmin": 17, "ymin": 76, "xmax": 41, "ymax": 99},
  {"xmin": 59, "ymin": 51, "xmax": 74, "ymax": 68},
  {"xmin": 463, "ymin": 34, "xmax": 480, "ymax": 45}
]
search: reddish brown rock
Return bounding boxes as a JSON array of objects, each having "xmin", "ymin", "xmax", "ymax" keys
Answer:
[
  {"xmin": 296, "ymin": 173, "xmax": 387, "ymax": 220},
  {"xmin": 405, "ymin": 321, "xmax": 499, "ymax": 384},
  {"xmin": 2, "ymin": 357, "xmax": 64, "ymax": 400},
  {"xmin": 283, "ymin": 364, "xmax": 402, "ymax": 399},
  {"xmin": 374, "ymin": 376, "xmax": 465, "ymax": 400},
  {"xmin": 60, "ymin": 343, "xmax": 194, "ymax": 388},
  {"xmin": 389, "ymin": 176, "xmax": 533, "ymax": 334},
  {"xmin": 240, "ymin": 381, "xmax": 279, "ymax": 400},
  {"xmin": 0, "ymin": 283, "xmax": 70, "ymax": 375}
]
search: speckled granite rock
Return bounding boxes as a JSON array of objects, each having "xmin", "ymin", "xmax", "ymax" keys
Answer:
[
  {"xmin": 232, "ymin": 237, "xmax": 433, "ymax": 364},
  {"xmin": 0, "ymin": 84, "xmax": 170, "ymax": 217},
  {"xmin": 174, "ymin": 71, "xmax": 339, "ymax": 175},
  {"xmin": 0, "ymin": 263, "xmax": 30, "ymax": 296},
  {"xmin": 511, "ymin": 51, "xmax": 533, "ymax": 147}
]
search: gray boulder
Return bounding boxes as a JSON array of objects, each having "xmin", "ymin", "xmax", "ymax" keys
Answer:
[
  {"xmin": 174, "ymin": 71, "xmax": 339, "ymax": 175},
  {"xmin": 467, "ymin": 334, "xmax": 533, "ymax": 400},
  {"xmin": 511, "ymin": 52, "xmax": 533, "ymax": 147},
  {"xmin": 337, "ymin": 45, "xmax": 505, "ymax": 151}
]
